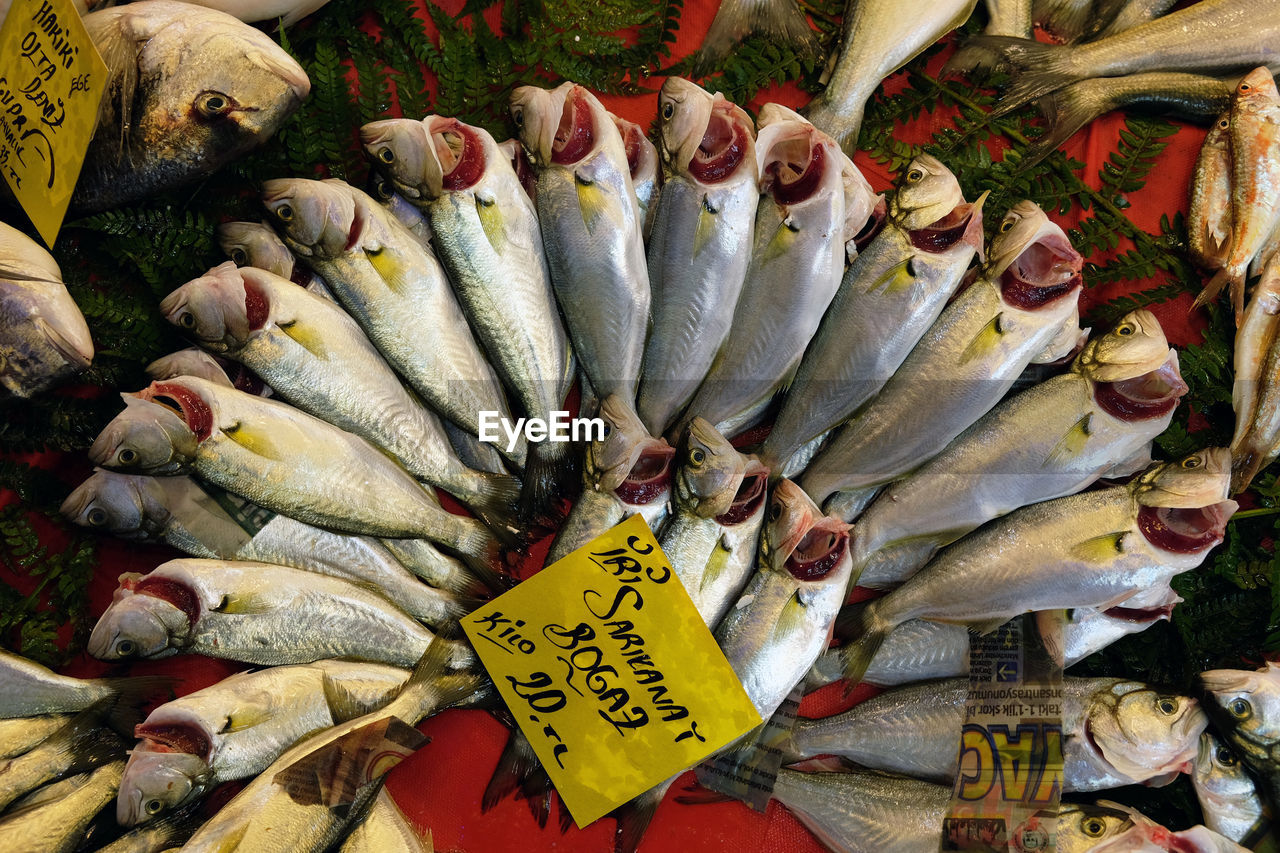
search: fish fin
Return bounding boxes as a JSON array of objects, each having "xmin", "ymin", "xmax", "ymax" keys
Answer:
[
  {"xmin": 972, "ymin": 37, "xmax": 1079, "ymax": 117},
  {"xmin": 774, "ymin": 589, "xmax": 811, "ymax": 640},
  {"xmin": 1022, "ymin": 84, "xmax": 1101, "ymax": 167},
  {"xmin": 211, "ymin": 591, "xmax": 274, "ymax": 615},
  {"xmin": 60, "ymin": 706, "xmax": 127, "ymax": 777},
  {"xmin": 693, "ymin": 196, "xmax": 719, "ymax": 259},
  {"xmin": 453, "ymin": 522, "xmax": 516, "ymax": 588},
  {"xmin": 459, "ymin": 472, "xmax": 524, "ymax": 549},
  {"xmin": 364, "ymin": 247, "xmax": 412, "ymax": 296},
  {"xmin": 1044, "ymin": 412, "xmax": 1092, "ymax": 466},
  {"xmin": 831, "ymin": 600, "xmax": 866, "ymax": 642},
  {"xmin": 611, "ymin": 779, "xmax": 673, "ymax": 853},
  {"xmin": 276, "ymin": 319, "xmax": 329, "ymax": 359},
  {"xmin": 959, "ymin": 313, "xmax": 1006, "ymax": 364},
  {"xmin": 673, "ymin": 785, "xmax": 736, "ymax": 806},
  {"xmin": 95, "ymin": 675, "xmax": 176, "ymax": 736},
  {"xmin": 557, "ymin": 794, "xmax": 574, "ymax": 834},
  {"xmin": 837, "ymin": 601, "xmax": 893, "ymax": 689},
  {"xmin": 389, "ymin": 633, "xmax": 489, "ymax": 722},
  {"xmin": 86, "ymin": 13, "xmax": 147, "ymax": 164},
  {"xmin": 941, "ymin": 40, "xmax": 1007, "ymax": 77},
  {"xmin": 759, "ymin": 218, "xmax": 800, "ymax": 266},
  {"xmin": 1068, "ymin": 531, "xmax": 1129, "ymax": 563},
  {"xmin": 868, "ymin": 258, "xmax": 915, "ymax": 295},
  {"xmin": 690, "ymin": 0, "xmax": 820, "ymax": 76},
  {"xmin": 519, "ymin": 440, "xmax": 577, "ymax": 524},
  {"xmin": 222, "ymin": 421, "xmax": 283, "ymax": 460},
  {"xmin": 475, "ymin": 195, "xmax": 507, "ymax": 251},
  {"xmin": 482, "ymin": 729, "xmax": 542, "ymax": 812},
  {"xmin": 1232, "ymin": 447, "xmax": 1265, "ymax": 495},
  {"xmin": 700, "ymin": 539, "xmax": 733, "ymax": 594},
  {"xmin": 575, "ymin": 174, "xmax": 622, "ymax": 234}
]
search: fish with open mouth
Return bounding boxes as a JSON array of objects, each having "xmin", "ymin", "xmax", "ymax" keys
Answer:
[
  {"xmin": 74, "ymin": 1, "xmax": 309, "ymax": 211},
  {"xmin": 1191, "ymin": 731, "xmax": 1271, "ymax": 846},
  {"xmin": 360, "ymin": 114, "xmax": 574, "ymax": 519},
  {"xmin": 545, "ymin": 395, "xmax": 675, "ymax": 563},
  {"xmin": 759, "ymin": 154, "xmax": 982, "ymax": 478},
  {"xmin": 0, "ymin": 221, "xmax": 93, "ymax": 399},
  {"xmin": 159, "ymin": 262, "xmax": 521, "ymax": 537},
  {"xmin": 679, "ymin": 105, "xmax": 874, "ymax": 438},
  {"xmin": 116, "ymin": 659, "xmax": 409, "ymax": 825},
  {"xmin": 838, "ymin": 449, "xmax": 1237, "ymax": 687},
  {"xmin": 261, "ymin": 178, "xmax": 523, "ymax": 466},
  {"xmin": 799, "ymin": 199, "xmax": 1084, "ymax": 516},
  {"xmin": 637, "ymin": 78, "xmax": 759, "ymax": 436},
  {"xmin": 217, "ymin": 220, "xmax": 335, "ymax": 300},
  {"xmin": 850, "ymin": 309, "xmax": 1186, "ymax": 589},
  {"xmin": 87, "ymin": 376, "xmax": 501, "ymax": 568},
  {"xmin": 510, "ymin": 83, "xmax": 649, "ymax": 408},
  {"xmin": 87, "ymin": 558, "xmax": 475, "ymax": 669},
  {"xmin": 1201, "ymin": 663, "xmax": 1280, "ymax": 815},
  {"xmin": 660, "ymin": 419, "xmax": 768, "ymax": 629}
]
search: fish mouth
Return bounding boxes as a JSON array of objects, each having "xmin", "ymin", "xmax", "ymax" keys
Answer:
[
  {"xmin": 36, "ymin": 316, "xmax": 94, "ymax": 368},
  {"xmin": 134, "ymin": 721, "xmax": 212, "ymax": 760},
  {"xmin": 761, "ymin": 126, "xmax": 824, "ymax": 205},
  {"xmin": 550, "ymin": 87, "xmax": 595, "ymax": 166},
  {"xmin": 783, "ymin": 519, "xmax": 849, "ymax": 582},
  {"xmin": 687, "ymin": 104, "xmax": 750, "ymax": 184},
  {"xmin": 136, "ymin": 382, "xmax": 214, "ymax": 443},
  {"xmin": 428, "ymin": 118, "xmax": 485, "ymax": 193},
  {"xmin": 614, "ymin": 445, "xmax": 676, "ymax": 506},
  {"xmin": 716, "ymin": 467, "xmax": 769, "ymax": 526},
  {"xmin": 999, "ymin": 229, "xmax": 1083, "ymax": 310},
  {"xmin": 613, "ymin": 116, "xmax": 647, "ymax": 181},
  {"xmin": 1094, "ymin": 352, "xmax": 1187, "ymax": 421},
  {"xmin": 909, "ymin": 194, "xmax": 987, "ymax": 258},
  {"xmin": 1102, "ymin": 600, "xmax": 1178, "ymax": 623},
  {"xmin": 1136, "ymin": 501, "xmax": 1237, "ymax": 554}
]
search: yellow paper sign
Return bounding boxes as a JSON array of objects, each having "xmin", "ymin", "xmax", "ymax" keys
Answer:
[
  {"xmin": 463, "ymin": 514, "xmax": 762, "ymax": 827},
  {"xmin": 0, "ymin": 0, "xmax": 108, "ymax": 246}
]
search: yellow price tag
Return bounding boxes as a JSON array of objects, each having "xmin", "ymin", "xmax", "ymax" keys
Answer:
[
  {"xmin": 463, "ymin": 514, "xmax": 762, "ymax": 828},
  {"xmin": 0, "ymin": 0, "xmax": 107, "ymax": 246}
]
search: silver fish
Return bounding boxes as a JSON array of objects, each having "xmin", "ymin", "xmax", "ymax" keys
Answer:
[
  {"xmin": 88, "ymin": 377, "xmax": 499, "ymax": 563},
  {"xmin": 850, "ymin": 309, "xmax": 1185, "ymax": 589},
  {"xmin": 216, "ymin": 220, "xmax": 335, "ymax": 300},
  {"xmin": 76, "ymin": 1, "xmax": 308, "ymax": 210},
  {"xmin": 689, "ymin": 0, "xmax": 820, "ymax": 76},
  {"xmin": 637, "ymin": 78, "xmax": 759, "ymax": 435},
  {"xmin": 159, "ymin": 262, "xmax": 521, "ymax": 535},
  {"xmin": 944, "ymin": 0, "xmax": 1033, "ymax": 74},
  {"xmin": 839, "ymin": 449, "xmax": 1237, "ymax": 686},
  {"xmin": 760, "ymin": 154, "xmax": 983, "ymax": 477},
  {"xmin": 0, "ymin": 761, "xmax": 124, "ymax": 853},
  {"xmin": 339, "ymin": 790, "xmax": 431, "ymax": 853},
  {"xmin": 117, "ymin": 659, "xmax": 408, "ymax": 825},
  {"xmin": 1201, "ymin": 663, "xmax": 1280, "ymax": 815},
  {"xmin": 261, "ymin": 178, "xmax": 522, "ymax": 463},
  {"xmin": 0, "ymin": 221, "xmax": 93, "ymax": 398},
  {"xmin": 680, "ymin": 106, "xmax": 864, "ymax": 437},
  {"xmin": 660, "ymin": 419, "xmax": 767, "ymax": 628},
  {"xmin": 799, "ymin": 199, "xmax": 1084, "ymax": 512},
  {"xmin": 87, "ymin": 558, "xmax": 474, "ymax": 668},
  {"xmin": 804, "ymin": 0, "xmax": 978, "ymax": 153},
  {"xmin": 1191, "ymin": 732, "xmax": 1270, "ymax": 845},
  {"xmin": 510, "ymin": 83, "xmax": 649, "ymax": 407}
]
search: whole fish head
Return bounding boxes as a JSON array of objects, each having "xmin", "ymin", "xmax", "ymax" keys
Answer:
[
  {"xmin": 146, "ymin": 349, "xmax": 235, "ymax": 387},
  {"xmin": 1085, "ymin": 681, "xmax": 1207, "ymax": 783},
  {"xmin": 588, "ymin": 396, "xmax": 675, "ymax": 499},
  {"xmin": 674, "ymin": 419, "xmax": 746, "ymax": 518},
  {"xmin": 756, "ymin": 117, "xmax": 844, "ymax": 210},
  {"xmin": 657, "ymin": 78, "xmax": 713, "ymax": 170},
  {"xmin": 118, "ymin": 747, "xmax": 212, "ymax": 826},
  {"xmin": 217, "ymin": 221, "xmax": 294, "ymax": 277},
  {"xmin": 1200, "ymin": 663, "xmax": 1280, "ymax": 770},
  {"xmin": 360, "ymin": 118, "xmax": 433, "ymax": 200},
  {"xmin": 509, "ymin": 82, "xmax": 573, "ymax": 168},
  {"xmin": 1130, "ymin": 450, "xmax": 1236, "ymax": 556},
  {"xmin": 890, "ymin": 154, "xmax": 964, "ymax": 232},
  {"xmin": 420, "ymin": 116, "xmax": 495, "ymax": 198},
  {"xmin": 1076, "ymin": 310, "xmax": 1172, "ymax": 382},
  {"xmin": 1190, "ymin": 731, "xmax": 1254, "ymax": 807},
  {"xmin": 1092, "ymin": 350, "xmax": 1187, "ymax": 423},
  {"xmin": 61, "ymin": 469, "xmax": 168, "ymax": 541},
  {"xmin": 261, "ymin": 178, "xmax": 357, "ymax": 259},
  {"xmin": 89, "ymin": 395, "xmax": 197, "ymax": 475},
  {"xmin": 88, "ymin": 580, "xmax": 190, "ymax": 661},
  {"xmin": 0, "ymin": 253, "xmax": 95, "ymax": 396},
  {"xmin": 986, "ymin": 202, "xmax": 1083, "ymax": 298},
  {"xmin": 1234, "ymin": 67, "xmax": 1280, "ymax": 113},
  {"xmin": 660, "ymin": 80, "xmax": 756, "ymax": 189},
  {"xmin": 614, "ymin": 113, "xmax": 658, "ymax": 189},
  {"xmin": 160, "ymin": 262, "xmax": 253, "ymax": 352},
  {"xmin": 762, "ymin": 480, "xmax": 850, "ymax": 583},
  {"xmin": 1055, "ymin": 802, "xmax": 1137, "ymax": 851}
]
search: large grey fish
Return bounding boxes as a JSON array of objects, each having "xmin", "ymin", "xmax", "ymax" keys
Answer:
[
  {"xmin": 715, "ymin": 479, "xmax": 852, "ymax": 721},
  {"xmin": 688, "ymin": 0, "xmax": 820, "ymax": 76},
  {"xmin": 839, "ymin": 449, "xmax": 1237, "ymax": 686},
  {"xmin": 636, "ymin": 78, "xmax": 759, "ymax": 436},
  {"xmin": 216, "ymin": 220, "xmax": 335, "ymax": 300},
  {"xmin": 116, "ymin": 659, "xmax": 408, "ymax": 825},
  {"xmin": 0, "ymin": 706, "xmax": 125, "ymax": 811},
  {"xmin": 87, "ymin": 558, "xmax": 474, "ymax": 669},
  {"xmin": 799, "ymin": 200, "xmax": 1084, "ymax": 513},
  {"xmin": 785, "ymin": 676, "xmax": 1205, "ymax": 792},
  {"xmin": 759, "ymin": 154, "xmax": 983, "ymax": 477},
  {"xmin": 159, "ymin": 262, "xmax": 521, "ymax": 535},
  {"xmin": 0, "ymin": 221, "xmax": 93, "ymax": 398},
  {"xmin": 803, "ymin": 0, "xmax": 978, "ymax": 153},
  {"xmin": 1201, "ymin": 663, "xmax": 1280, "ymax": 814},
  {"xmin": 1191, "ymin": 731, "xmax": 1271, "ymax": 846},
  {"xmin": 340, "ymin": 790, "xmax": 431, "ymax": 853},
  {"xmin": 982, "ymin": 0, "xmax": 1280, "ymax": 117},
  {"xmin": 660, "ymin": 419, "xmax": 767, "ymax": 628},
  {"xmin": 61, "ymin": 469, "xmax": 491, "ymax": 605},
  {"xmin": 545, "ymin": 395, "xmax": 675, "ymax": 563},
  {"xmin": 360, "ymin": 114, "xmax": 574, "ymax": 517},
  {"xmin": 850, "ymin": 309, "xmax": 1185, "ymax": 589},
  {"xmin": 0, "ymin": 760, "xmax": 124, "ymax": 853},
  {"xmin": 679, "ymin": 106, "xmax": 872, "ymax": 437},
  {"xmin": 74, "ymin": 1, "xmax": 308, "ymax": 211},
  {"xmin": 509, "ymin": 83, "xmax": 649, "ymax": 407},
  {"xmin": 1189, "ymin": 112, "xmax": 1235, "ymax": 272},
  {"xmin": 87, "ymin": 377, "xmax": 500, "ymax": 565},
  {"xmin": 261, "ymin": 178, "xmax": 521, "ymax": 463},
  {"xmin": 180, "ymin": 638, "xmax": 481, "ymax": 853}
]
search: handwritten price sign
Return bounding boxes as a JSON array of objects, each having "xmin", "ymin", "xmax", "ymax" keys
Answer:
[{"xmin": 463, "ymin": 515, "xmax": 761, "ymax": 827}]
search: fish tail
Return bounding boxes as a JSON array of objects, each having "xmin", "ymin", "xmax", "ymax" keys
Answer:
[
  {"xmin": 390, "ymin": 633, "xmax": 489, "ymax": 723},
  {"xmin": 557, "ymin": 794, "xmax": 574, "ymax": 833},
  {"xmin": 1193, "ymin": 266, "xmax": 1239, "ymax": 317},
  {"xmin": 974, "ymin": 37, "xmax": 1079, "ymax": 117},
  {"xmin": 462, "ymin": 471, "xmax": 525, "ymax": 549},
  {"xmin": 611, "ymin": 779, "xmax": 674, "ymax": 853},
  {"xmin": 803, "ymin": 95, "xmax": 865, "ymax": 159},
  {"xmin": 449, "ymin": 518, "xmax": 512, "ymax": 584},
  {"xmin": 519, "ymin": 439, "xmax": 577, "ymax": 523},
  {"xmin": 1022, "ymin": 84, "xmax": 1098, "ymax": 166},
  {"xmin": 941, "ymin": 40, "xmax": 1006, "ymax": 77},
  {"xmin": 57, "ymin": 706, "xmax": 128, "ymax": 781},
  {"xmin": 692, "ymin": 0, "xmax": 821, "ymax": 76},
  {"xmin": 837, "ymin": 601, "xmax": 893, "ymax": 689},
  {"xmin": 482, "ymin": 728, "xmax": 542, "ymax": 812},
  {"xmin": 95, "ymin": 675, "xmax": 176, "ymax": 736}
]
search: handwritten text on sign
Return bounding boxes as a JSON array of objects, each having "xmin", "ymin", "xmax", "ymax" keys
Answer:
[
  {"xmin": 463, "ymin": 515, "xmax": 761, "ymax": 827},
  {"xmin": 0, "ymin": 0, "xmax": 107, "ymax": 245}
]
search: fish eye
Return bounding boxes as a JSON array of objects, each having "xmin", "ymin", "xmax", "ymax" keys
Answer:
[
  {"xmin": 906, "ymin": 168, "xmax": 924, "ymax": 183},
  {"xmin": 511, "ymin": 108, "xmax": 524, "ymax": 128},
  {"xmin": 1241, "ymin": 82, "xmax": 1252, "ymax": 92},
  {"xmin": 661, "ymin": 101, "xmax": 674, "ymax": 120},
  {"xmin": 86, "ymin": 507, "xmax": 108, "ymax": 527},
  {"xmin": 1230, "ymin": 697, "xmax": 1252, "ymax": 719},
  {"xmin": 274, "ymin": 204, "xmax": 294, "ymax": 223},
  {"xmin": 118, "ymin": 449, "xmax": 138, "ymax": 466},
  {"xmin": 600, "ymin": 423, "xmax": 612, "ymax": 438},
  {"xmin": 1219, "ymin": 119, "xmax": 1230, "ymax": 129},
  {"xmin": 196, "ymin": 91, "xmax": 232, "ymax": 117},
  {"xmin": 116, "ymin": 639, "xmax": 137, "ymax": 657},
  {"xmin": 229, "ymin": 248, "xmax": 248, "ymax": 266},
  {"xmin": 145, "ymin": 798, "xmax": 164, "ymax": 815},
  {"xmin": 178, "ymin": 312, "xmax": 196, "ymax": 330},
  {"xmin": 999, "ymin": 218, "xmax": 1015, "ymax": 233},
  {"xmin": 689, "ymin": 447, "xmax": 705, "ymax": 466},
  {"xmin": 1181, "ymin": 455, "xmax": 1203, "ymax": 469},
  {"xmin": 1115, "ymin": 323, "xmax": 1134, "ymax": 336},
  {"xmin": 378, "ymin": 147, "xmax": 395, "ymax": 164},
  {"xmin": 1082, "ymin": 817, "xmax": 1106, "ymax": 838},
  {"xmin": 1156, "ymin": 696, "xmax": 1179, "ymax": 715},
  {"xmin": 1216, "ymin": 746, "xmax": 1239, "ymax": 767},
  {"xmin": 769, "ymin": 499, "xmax": 782, "ymax": 522}
]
